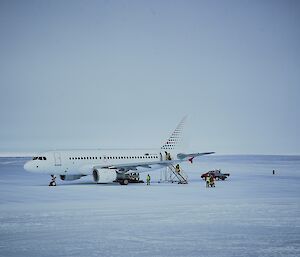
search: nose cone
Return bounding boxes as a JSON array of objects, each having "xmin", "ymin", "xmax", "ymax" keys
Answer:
[{"xmin": 24, "ymin": 161, "xmax": 34, "ymax": 172}]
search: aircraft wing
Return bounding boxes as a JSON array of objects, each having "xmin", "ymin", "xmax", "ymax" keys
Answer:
[
  {"xmin": 95, "ymin": 159, "xmax": 179, "ymax": 172},
  {"xmin": 93, "ymin": 152, "xmax": 215, "ymax": 173},
  {"xmin": 177, "ymin": 152, "xmax": 215, "ymax": 163}
]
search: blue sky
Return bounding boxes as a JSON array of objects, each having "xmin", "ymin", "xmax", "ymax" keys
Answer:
[{"xmin": 0, "ymin": 0, "xmax": 299, "ymax": 154}]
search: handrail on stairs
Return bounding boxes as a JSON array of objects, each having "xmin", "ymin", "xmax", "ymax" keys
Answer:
[{"xmin": 169, "ymin": 164, "xmax": 188, "ymax": 184}]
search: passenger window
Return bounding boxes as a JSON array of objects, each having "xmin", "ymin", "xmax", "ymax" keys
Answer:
[{"xmin": 38, "ymin": 157, "xmax": 43, "ymax": 160}]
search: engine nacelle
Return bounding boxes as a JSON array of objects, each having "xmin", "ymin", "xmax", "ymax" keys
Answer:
[
  {"xmin": 60, "ymin": 175, "xmax": 85, "ymax": 181},
  {"xmin": 93, "ymin": 169, "xmax": 117, "ymax": 183}
]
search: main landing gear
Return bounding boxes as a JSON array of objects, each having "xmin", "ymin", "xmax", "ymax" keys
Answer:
[
  {"xmin": 119, "ymin": 179, "xmax": 129, "ymax": 185},
  {"xmin": 49, "ymin": 175, "xmax": 57, "ymax": 186}
]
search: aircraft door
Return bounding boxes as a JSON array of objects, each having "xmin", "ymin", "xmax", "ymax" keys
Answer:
[{"xmin": 54, "ymin": 152, "xmax": 62, "ymax": 166}]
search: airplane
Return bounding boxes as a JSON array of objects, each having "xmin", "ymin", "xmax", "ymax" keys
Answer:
[{"xmin": 24, "ymin": 117, "xmax": 214, "ymax": 185}]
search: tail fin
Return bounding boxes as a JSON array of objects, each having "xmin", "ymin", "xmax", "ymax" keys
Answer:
[{"xmin": 161, "ymin": 116, "xmax": 187, "ymax": 150}]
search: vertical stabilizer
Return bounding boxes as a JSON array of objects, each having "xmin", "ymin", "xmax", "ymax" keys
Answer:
[{"xmin": 161, "ymin": 116, "xmax": 187, "ymax": 150}]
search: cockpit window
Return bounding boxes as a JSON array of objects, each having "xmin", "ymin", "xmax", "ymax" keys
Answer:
[{"xmin": 33, "ymin": 156, "xmax": 46, "ymax": 160}]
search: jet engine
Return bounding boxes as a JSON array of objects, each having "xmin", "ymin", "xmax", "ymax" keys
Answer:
[
  {"xmin": 60, "ymin": 175, "xmax": 85, "ymax": 181},
  {"xmin": 92, "ymin": 169, "xmax": 117, "ymax": 183}
]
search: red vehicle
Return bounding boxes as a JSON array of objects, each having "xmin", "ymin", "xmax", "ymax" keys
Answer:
[{"xmin": 201, "ymin": 169, "xmax": 230, "ymax": 180}]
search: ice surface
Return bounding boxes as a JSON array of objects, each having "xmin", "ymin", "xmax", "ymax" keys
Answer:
[{"xmin": 0, "ymin": 156, "xmax": 299, "ymax": 257}]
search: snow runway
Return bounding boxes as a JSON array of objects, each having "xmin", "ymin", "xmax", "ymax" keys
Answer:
[{"xmin": 0, "ymin": 156, "xmax": 299, "ymax": 257}]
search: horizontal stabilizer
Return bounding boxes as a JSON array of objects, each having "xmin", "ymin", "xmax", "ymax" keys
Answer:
[{"xmin": 177, "ymin": 152, "xmax": 215, "ymax": 163}]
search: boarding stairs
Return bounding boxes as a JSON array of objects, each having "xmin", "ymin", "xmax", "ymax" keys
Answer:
[{"xmin": 160, "ymin": 164, "xmax": 188, "ymax": 184}]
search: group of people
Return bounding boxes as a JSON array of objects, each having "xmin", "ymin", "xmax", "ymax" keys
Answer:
[{"xmin": 205, "ymin": 174, "xmax": 215, "ymax": 188}]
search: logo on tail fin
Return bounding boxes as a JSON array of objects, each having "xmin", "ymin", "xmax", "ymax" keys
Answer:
[{"xmin": 161, "ymin": 116, "xmax": 187, "ymax": 150}]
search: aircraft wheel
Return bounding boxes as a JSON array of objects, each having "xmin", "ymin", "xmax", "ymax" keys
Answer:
[{"xmin": 119, "ymin": 179, "xmax": 129, "ymax": 185}]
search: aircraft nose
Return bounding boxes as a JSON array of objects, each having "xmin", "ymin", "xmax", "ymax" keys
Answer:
[{"xmin": 24, "ymin": 161, "xmax": 34, "ymax": 172}]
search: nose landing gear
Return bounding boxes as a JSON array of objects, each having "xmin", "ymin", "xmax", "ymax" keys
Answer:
[{"xmin": 49, "ymin": 175, "xmax": 57, "ymax": 186}]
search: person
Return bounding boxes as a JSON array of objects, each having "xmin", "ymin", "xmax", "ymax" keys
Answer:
[
  {"xmin": 205, "ymin": 175, "xmax": 210, "ymax": 188},
  {"xmin": 209, "ymin": 175, "xmax": 215, "ymax": 187},
  {"xmin": 146, "ymin": 174, "xmax": 151, "ymax": 185},
  {"xmin": 175, "ymin": 164, "xmax": 181, "ymax": 173},
  {"xmin": 165, "ymin": 151, "xmax": 171, "ymax": 161},
  {"xmin": 273, "ymin": 170, "xmax": 275, "ymax": 175}
]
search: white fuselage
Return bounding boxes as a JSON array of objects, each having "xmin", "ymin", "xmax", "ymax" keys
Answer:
[{"xmin": 24, "ymin": 149, "xmax": 175, "ymax": 176}]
